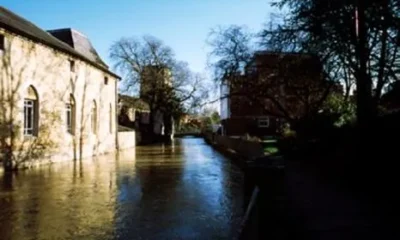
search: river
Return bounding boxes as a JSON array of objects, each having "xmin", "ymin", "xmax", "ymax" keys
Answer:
[{"xmin": 0, "ymin": 137, "xmax": 244, "ymax": 240}]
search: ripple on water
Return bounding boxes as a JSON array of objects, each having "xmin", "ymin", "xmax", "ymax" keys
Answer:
[{"xmin": 0, "ymin": 138, "xmax": 244, "ymax": 240}]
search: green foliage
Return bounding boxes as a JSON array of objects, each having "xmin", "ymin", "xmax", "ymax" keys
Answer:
[
  {"xmin": 210, "ymin": 111, "xmax": 220, "ymax": 124},
  {"xmin": 281, "ymin": 123, "xmax": 297, "ymax": 138},
  {"xmin": 201, "ymin": 117, "xmax": 213, "ymax": 131},
  {"xmin": 322, "ymin": 94, "xmax": 356, "ymax": 127},
  {"xmin": 264, "ymin": 0, "xmax": 400, "ymax": 123}
]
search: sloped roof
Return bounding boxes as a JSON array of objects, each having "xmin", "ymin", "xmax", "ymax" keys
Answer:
[
  {"xmin": 247, "ymin": 51, "xmax": 322, "ymax": 76},
  {"xmin": 48, "ymin": 28, "xmax": 108, "ymax": 68},
  {"xmin": 118, "ymin": 94, "xmax": 150, "ymax": 111},
  {"xmin": 0, "ymin": 6, "xmax": 120, "ymax": 79}
]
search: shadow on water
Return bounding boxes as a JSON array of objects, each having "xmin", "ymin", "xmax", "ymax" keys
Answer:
[{"xmin": 0, "ymin": 137, "xmax": 244, "ymax": 240}]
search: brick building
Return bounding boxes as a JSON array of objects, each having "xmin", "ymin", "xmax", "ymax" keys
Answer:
[{"xmin": 220, "ymin": 51, "xmax": 326, "ymax": 137}]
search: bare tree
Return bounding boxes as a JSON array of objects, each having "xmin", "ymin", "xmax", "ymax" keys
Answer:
[
  {"xmin": 207, "ymin": 25, "xmax": 254, "ymax": 82},
  {"xmin": 208, "ymin": 25, "xmax": 334, "ymax": 132},
  {"xmin": 110, "ymin": 36, "xmax": 207, "ymax": 138}
]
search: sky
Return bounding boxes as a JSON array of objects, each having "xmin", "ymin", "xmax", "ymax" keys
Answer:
[{"xmin": 1, "ymin": 0, "xmax": 272, "ymax": 75}]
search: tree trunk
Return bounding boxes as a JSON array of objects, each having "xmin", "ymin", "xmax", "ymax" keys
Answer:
[
  {"xmin": 355, "ymin": 1, "xmax": 375, "ymax": 126},
  {"xmin": 147, "ymin": 109, "xmax": 155, "ymax": 142},
  {"xmin": 374, "ymin": 0, "xmax": 389, "ymax": 106}
]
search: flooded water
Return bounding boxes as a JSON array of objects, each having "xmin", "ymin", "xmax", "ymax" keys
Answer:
[{"xmin": 0, "ymin": 137, "xmax": 244, "ymax": 240}]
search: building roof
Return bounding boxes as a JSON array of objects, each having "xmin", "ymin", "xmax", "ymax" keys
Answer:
[
  {"xmin": 48, "ymin": 28, "xmax": 108, "ymax": 68},
  {"xmin": 0, "ymin": 6, "xmax": 120, "ymax": 79},
  {"xmin": 247, "ymin": 50, "xmax": 322, "ymax": 75},
  {"xmin": 118, "ymin": 94, "xmax": 150, "ymax": 111}
]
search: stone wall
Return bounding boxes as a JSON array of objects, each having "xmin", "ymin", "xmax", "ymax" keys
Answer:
[
  {"xmin": 209, "ymin": 134, "xmax": 265, "ymax": 160},
  {"xmin": 221, "ymin": 117, "xmax": 279, "ymax": 137},
  {"xmin": 0, "ymin": 28, "xmax": 118, "ymax": 168},
  {"xmin": 118, "ymin": 131, "xmax": 136, "ymax": 150}
]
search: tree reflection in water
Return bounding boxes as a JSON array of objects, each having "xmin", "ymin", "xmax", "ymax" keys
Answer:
[{"xmin": 0, "ymin": 138, "xmax": 243, "ymax": 240}]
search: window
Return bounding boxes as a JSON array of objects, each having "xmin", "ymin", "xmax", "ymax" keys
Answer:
[
  {"xmin": 66, "ymin": 95, "xmax": 75, "ymax": 134},
  {"xmin": 24, "ymin": 86, "xmax": 38, "ymax": 136},
  {"xmin": 258, "ymin": 117, "xmax": 270, "ymax": 128},
  {"xmin": 0, "ymin": 34, "xmax": 4, "ymax": 51},
  {"xmin": 70, "ymin": 60, "xmax": 75, "ymax": 73},
  {"xmin": 91, "ymin": 100, "xmax": 97, "ymax": 134},
  {"xmin": 104, "ymin": 77, "xmax": 109, "ymax": 85},
  {"xmin": 24, "ymin": 100, "xmax": 35, "ymax": 135}
]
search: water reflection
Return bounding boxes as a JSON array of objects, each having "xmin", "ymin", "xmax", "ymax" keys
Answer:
[{"xmin": 0, "ymin": 138, "xmax": 244, "ymax": 240}]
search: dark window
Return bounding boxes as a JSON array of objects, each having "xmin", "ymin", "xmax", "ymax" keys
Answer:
[
  {"xmin": 66, "ymin": 104, "xmax": 72, "ymax": 132},
  {"xmin": 66, "ymin": 95, "xmax": 76, "ymax": 134},
  {"xmin": 0, "ymin": 35, "xmax": 4, "ymax": 51},
  {"xmin": 70, "ymin": 60, "xmax": 75, "ymax": 73},
  {"xmin": 24, "ymin": 100, "xmax": 35, "ymax": 136},
  {"xmin": 24, "ymin": 86, "xmax": 39, "ymax": 136},
  {"xmin": 104, "ymin": 77, "xmax": 109, "ymax": 85},
  {"xmin": 258, "ymin": 117, "xmax": 270, "ymax": 128}
]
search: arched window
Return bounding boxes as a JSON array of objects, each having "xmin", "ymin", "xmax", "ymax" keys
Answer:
[
  {"xmin": 66, "ymin": 94, "xmax": 76, "ymax": 134},
  {"xmin": 24, "ymin": 85, "xmax": 39, "ymax": 136},
  {"xmin": 91, "ymin": 100, "xmax": 97, "ymax": 134},
  {"xmin": 109, "ymin": 103, "xmax": 113, "ymax": 134}
]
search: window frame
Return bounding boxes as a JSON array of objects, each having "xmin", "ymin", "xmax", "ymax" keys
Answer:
[
  {"xmin": 66, "ymin": 104, "xmax": 72, "ymax": 131},
  {"xmin": 257, "ymin": 117, "xmax": 270, "ymax": 128},
  {"xmin": 24, "ymin": 99, "xmax": 35, "ymax": 136},
  {"xmin": 66, "ymin": 95, "xmax": 76, "ymax": 135},
  {"xmin": 66, "ymin": 104, "xmax": 74, "ymax": 134},
  {"xmin": 23, "ymin": 86, "xmax": 39, "ymax": 137}
]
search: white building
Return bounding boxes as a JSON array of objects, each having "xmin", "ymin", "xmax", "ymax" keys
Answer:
[{"xmin": 0, "ymin": 7, "xmax": 120, "ymax": 168}]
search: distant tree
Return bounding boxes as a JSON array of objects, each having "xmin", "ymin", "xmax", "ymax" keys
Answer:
[
  {"xmin": 110, "ymin": 36, "xmax": 207, "ymax": 136},
  {"xmin": 321, "ymin": 94, "xmax": 356, "ymax": 127},
  {"xmin": 208, "ymin": 25, "xmax": 334, "ymax": 133},
  {"xmin": 208, "ymin": 25, "xmax": 254, "ymax": 82},
  {"xmin": 196, "ymin": 107, "xmax": 220, "ymax": 132},
  {"xmin": 210, "ymin": 111, "xmax": 220, "ymax": 124},
  {"xmin": 261, "ymin": 0, "xmax": 400, "ymax": 125}
]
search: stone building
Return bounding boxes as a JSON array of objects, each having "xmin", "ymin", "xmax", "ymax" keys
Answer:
[
  {"xmin": 0, "ymin": 7, "xmax": 120, "ymax": 168},
  {"xmin": 118, "ymin": 94, "xmax": 150, "ymax": 144},
  {"xmin": 118, "ymin": 94, "xmax": 150, "ymax": 130}
]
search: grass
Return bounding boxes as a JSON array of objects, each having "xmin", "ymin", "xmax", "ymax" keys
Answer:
[
  {"xmin": 264, "ymin": 146, "xmax": 279, "ymax": 154},
  {"xmin": 261, "ymin": 139, "xmax": 280, "ymax": 154}
]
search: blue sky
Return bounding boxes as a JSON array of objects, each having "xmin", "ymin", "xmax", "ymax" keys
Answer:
[{"xmin": 1, "ymin": 0, "xmax": 271, "ymax": 75}]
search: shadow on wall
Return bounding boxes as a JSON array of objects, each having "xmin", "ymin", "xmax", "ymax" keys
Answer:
[{"xmin": 0, "ymin": 33, "xmax": 114, "ymax": 171}]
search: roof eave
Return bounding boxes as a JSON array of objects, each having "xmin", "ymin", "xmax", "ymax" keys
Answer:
[{"xmin": 0, "ymin": 23, "xmax": 121, "ymax": 80}]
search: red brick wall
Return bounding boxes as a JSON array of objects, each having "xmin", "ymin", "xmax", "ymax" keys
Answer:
[{"xmin": 221, "ymin": 117, "xmax": 279, "ymax": 137}]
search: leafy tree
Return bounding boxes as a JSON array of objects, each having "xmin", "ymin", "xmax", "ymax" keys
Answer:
[
  {"xmin": 322, "ymin": 94, "xmax": 356, "ymax": 127},
  {"xmin": 208, "ymin": 25, "xmax": 333, "ymax": 132},
  {"xmin": 262, "ymin": 0, "xmax": 400, "ymax": 125},
  {"xmin": 210, "ymin": 111, "xmax": 220, "ymax": 124}
]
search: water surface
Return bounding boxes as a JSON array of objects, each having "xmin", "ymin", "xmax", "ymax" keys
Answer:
[{"xmin": 0, "ymin": 137, "xmax": 244, "ymax": 240}]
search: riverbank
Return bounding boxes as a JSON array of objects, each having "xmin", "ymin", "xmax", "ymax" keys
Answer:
[
  {"xmin": 205, "ymin": 129, "xmax": 399, "ymax": 239},
  {"xmin": 204, "ymin": 133, "xmax": 286, "ymax": 239}
]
